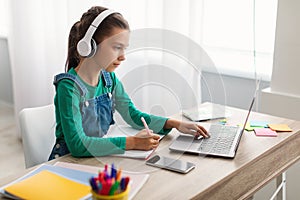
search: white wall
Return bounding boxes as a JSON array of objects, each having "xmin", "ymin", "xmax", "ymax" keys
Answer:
[
  {"xmin": 261, "ymin": 0, "xmax": 300, "ymax": 121},
  {"xmin": 270, "ymin": 0, "xmax": 300, "ymax": 96}
]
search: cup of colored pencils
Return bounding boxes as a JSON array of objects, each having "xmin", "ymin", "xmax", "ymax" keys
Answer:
[{"xmin": 89, "ymin": 164, "xmax": 130, "ymax": 200}]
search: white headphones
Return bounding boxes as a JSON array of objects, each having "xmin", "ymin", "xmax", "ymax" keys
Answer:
[{"xmin": 77, "ymin": 9, "xmax": 117, "ymax": 58}]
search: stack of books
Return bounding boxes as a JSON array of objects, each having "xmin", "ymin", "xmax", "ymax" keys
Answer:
[{"xmin": 0, "ymin": 162, "xmax": 149, "ymax": 200}]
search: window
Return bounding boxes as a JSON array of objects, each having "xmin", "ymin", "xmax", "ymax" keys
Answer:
[
  {"xmin": 0, "ymin": 0, "xmax": 9, "ymax": 38},
  {"xmin": 201, "ymin": 0, "xmax": 278, "ymax": 81},
  {"xmin": 94, "ymin": 0, "xmax": 277, "ymax": 80}
]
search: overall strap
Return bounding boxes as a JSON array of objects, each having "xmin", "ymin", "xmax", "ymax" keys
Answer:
[
  {"xmin": 101, "ymin": 70, "xmax": 112, "ymax": 88},
  {"xmin": 53, "ymin": 73, "xmax": 88, "ymax": 97}
]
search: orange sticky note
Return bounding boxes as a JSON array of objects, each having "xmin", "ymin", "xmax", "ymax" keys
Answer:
[
  {"xmin": 254, "ymin": 128, "xmax": 277, "ymax": 137},
  {"xmin": 268, "ymin": 124, "xmax": 292, "ymax": 132}
]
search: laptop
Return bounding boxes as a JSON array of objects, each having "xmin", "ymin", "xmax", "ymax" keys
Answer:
[{"xmin": 169, "ymin": 82, "xmax": 259, "ymax": 158}]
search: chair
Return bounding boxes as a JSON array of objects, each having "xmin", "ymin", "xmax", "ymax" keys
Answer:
[{"xmin": 19, "ymin": 104, "xmax": 56, "ymax": 168}]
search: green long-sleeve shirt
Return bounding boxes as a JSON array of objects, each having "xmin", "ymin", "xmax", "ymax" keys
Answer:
[{"xmin": 54, "ymin": 68, "xmax": 171, "ymax": 157}]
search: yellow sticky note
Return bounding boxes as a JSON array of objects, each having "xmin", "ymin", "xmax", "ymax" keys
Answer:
[
  {"xmin": 268, "ymin": 124, "xmax": 292, "ymax": 132},
  {"xmin": 5, "ymin": 170, "xmax": 90, "ymax": 200},
  {"xmin": 238, "ymin": 122, "xmax": 255, "ymax": 131}
]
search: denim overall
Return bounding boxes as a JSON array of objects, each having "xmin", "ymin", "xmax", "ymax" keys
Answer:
[{"xmin": 48, "ymin": 70, "xmax": 115, "ymax": 160}]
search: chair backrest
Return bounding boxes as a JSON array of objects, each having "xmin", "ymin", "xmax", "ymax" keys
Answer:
[{"xmin": 19, "ymin": 104, "xmax": 56, "ymax": 168}]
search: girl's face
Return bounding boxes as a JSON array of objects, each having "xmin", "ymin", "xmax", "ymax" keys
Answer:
[{"xmin": 94, "ymin": 27, "xmax": 129, "ymax": 72}]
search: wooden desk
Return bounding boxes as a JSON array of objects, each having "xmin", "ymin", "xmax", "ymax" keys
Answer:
[{"xmin": 1, "ymin": 105, "xmax": 300, "ymax": 200}]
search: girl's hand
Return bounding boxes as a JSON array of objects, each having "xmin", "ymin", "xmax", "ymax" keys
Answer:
[
  {"xmin": 176, "ymin": 121, "xmax": 209, "ymax": 138},
  {"xmin": 126, "ymin": 129, "xmax": 161, "ymax": 150},
  {"xmin": 165, "ymin": 119, "xmax": 210, "ymax": 138}
]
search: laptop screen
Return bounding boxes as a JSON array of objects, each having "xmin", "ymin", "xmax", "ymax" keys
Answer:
[{"xmin": 241, "ymin": 79, "xmax": 260, "ymax": 132}]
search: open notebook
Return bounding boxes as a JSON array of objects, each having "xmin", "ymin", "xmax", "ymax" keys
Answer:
[{"xmin": 105, "ymin": 125, "xmax": 164, "ymax": 159}]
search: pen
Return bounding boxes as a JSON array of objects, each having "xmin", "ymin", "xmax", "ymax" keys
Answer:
[
  {"xmin": 109, "ymin": 180, "xmax": 120, "ymax": 195},
  {"xmin": 120, "ymin": 177, "xmax": 127, "ymax": 190},
  {"xmin": 89, "ymin": 177, "xmax": 98, "ymax": 192},
  {"xmin": 116, "ymin": 168, "xmax": 122, "ymax": 181},
  {"xmin": 141, "ymin": 117, "xmax": 152, "ymax": 135},
  {"xmin": 120, "ymin": 177, "xmax": 124, "ymax": 190},
  {"xmin": 124, "ymin": 177, "xmax": 130, "ymax": 189},
  {"xmin": 111, "ymin": 163, "xmax": 117, "ymax": 179},
  {"xmin": 100, "ymin": 179, "xmax": 112, "ymax": 195}
]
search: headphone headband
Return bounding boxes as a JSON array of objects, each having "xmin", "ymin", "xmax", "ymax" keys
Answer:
[{"xmin": 77, "ymin": 9, "xmax": 117, "ymax": 57}]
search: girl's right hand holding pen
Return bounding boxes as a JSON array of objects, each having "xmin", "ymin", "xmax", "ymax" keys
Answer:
[
  {"xmin": 125, "ymin": 116, "xmax": 160, "ymax": 150},
  {"xmin": 125, "ymin": 130, "xmax": 160, "ymax": 151}
]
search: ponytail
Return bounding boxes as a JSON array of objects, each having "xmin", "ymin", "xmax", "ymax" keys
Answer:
[{"xmin": 65, "ymin": 21, "xmax": 81, "ymax": 72}]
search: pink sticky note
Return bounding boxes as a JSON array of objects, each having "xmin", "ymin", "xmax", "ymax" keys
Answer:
[{"xmin": 254, "ymin": 128, "xmax": 277, "ymax": 137}]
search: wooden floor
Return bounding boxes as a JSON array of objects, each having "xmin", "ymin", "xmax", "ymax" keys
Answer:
[{"xmin": 0, "ymin": 102, "xmax": 25, "ymax": 179}]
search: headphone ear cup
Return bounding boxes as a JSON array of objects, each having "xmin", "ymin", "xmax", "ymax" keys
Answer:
[
  {"xmin": 87, "ymin": 38, "xmax": 97, "ymax": 58},
  {"xmin": 77, "ymin": 38, "xmax": 91, "ymax": 57}
]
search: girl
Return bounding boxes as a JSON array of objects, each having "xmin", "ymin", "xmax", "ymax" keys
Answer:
[{"xmin": 49, "ymin": 6, "xmax": 208, "ymax": 160}]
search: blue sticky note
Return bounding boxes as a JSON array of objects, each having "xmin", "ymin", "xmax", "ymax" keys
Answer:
[{"xmin": 250, "ymin": 121, "xmax": 268, "ymax": 128}]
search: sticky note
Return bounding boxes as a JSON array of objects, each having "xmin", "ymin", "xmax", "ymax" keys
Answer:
[
  {"xmin": 219, "ymin": 118, "xmax": 227, "ymax": 125},
  {"xmin": 250, "ymin": 121, "xmax": 268, "ymax": 128},
  {"xmin": 254, "ymin": 128, "xmax": 277, "ymax": 137},
  {"xmin": 238, "ymin": 122, "xmax": 255, "ymax": 131},
  {"xmin": 268, "ymin": 124, "xmax": 292, "ymax": 132}
]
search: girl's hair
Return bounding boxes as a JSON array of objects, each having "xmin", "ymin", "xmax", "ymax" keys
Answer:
[{"xmin": 65, "ymin": 6, "xmax": 129, "ymax": 72}]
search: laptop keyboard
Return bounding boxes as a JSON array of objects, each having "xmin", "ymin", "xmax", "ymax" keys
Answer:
[{"xmin": 198, "ymin": 124, "xmax": 239, "ymax": 155}]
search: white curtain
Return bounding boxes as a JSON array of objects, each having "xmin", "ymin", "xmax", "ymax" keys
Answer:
[
  {"xmin": 8, "ymin": 0, "xmax": 205, "ymax": 137},
  {"xmin": 9, "ymin": 0, "xmax": 69, "ymax": 137}
]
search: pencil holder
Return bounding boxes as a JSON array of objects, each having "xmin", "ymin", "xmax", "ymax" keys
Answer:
[{"xmin": 91, "ymin": 186, "xmax": 129, "ymax": 200}]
